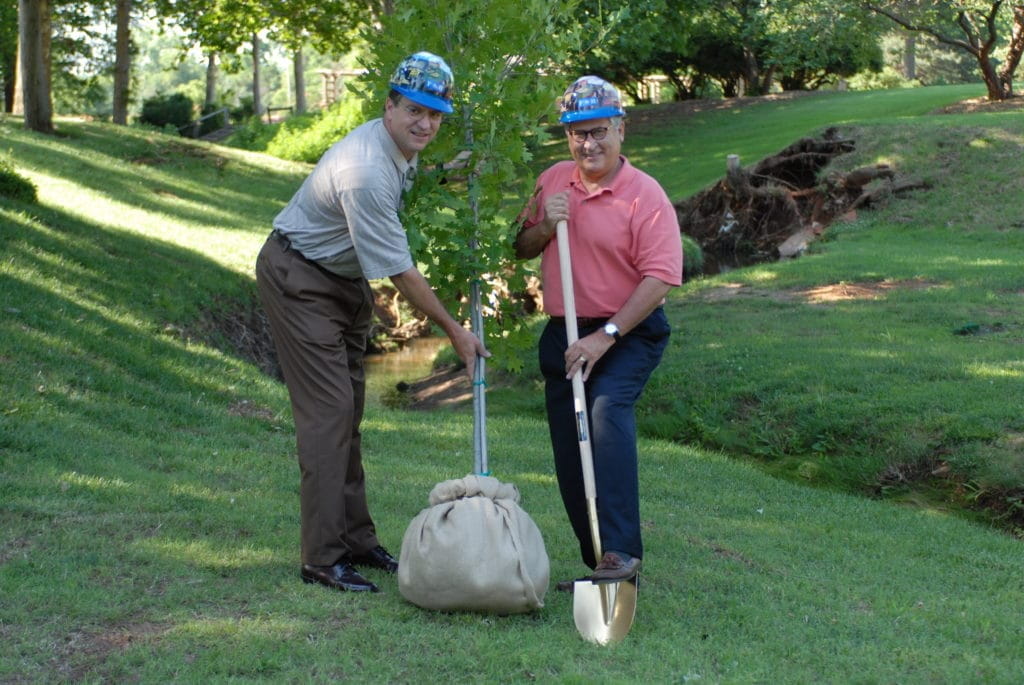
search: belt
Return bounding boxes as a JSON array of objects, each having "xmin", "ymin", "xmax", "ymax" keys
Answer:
[
  {"xmin": 550, "ymin": 316, "xmax": 607, "ymax": 329},
  {"xmin": 270, "ymin": 229, "xmax": 292, "ymax": 251},
  {"xmin": 269, "ymin": 229, "xmax": 362, "ymax": 283}
]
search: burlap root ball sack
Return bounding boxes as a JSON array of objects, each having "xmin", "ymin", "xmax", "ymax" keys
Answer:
[{"xmin": 398, "ymin": 474, "xmax": 549, "ymax": 613}]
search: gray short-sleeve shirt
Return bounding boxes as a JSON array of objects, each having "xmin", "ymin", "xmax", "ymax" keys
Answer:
[{"xmin": 272, "ymin": 118, "xmax": 415, "ymax": 279}]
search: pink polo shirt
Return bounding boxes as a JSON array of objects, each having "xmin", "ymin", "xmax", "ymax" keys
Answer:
[{"xmin": 522, "ymin": 157, "xmax": 683, "ymax": 317}]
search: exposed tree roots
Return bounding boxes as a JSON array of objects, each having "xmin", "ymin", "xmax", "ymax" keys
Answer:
[{"xmin": 675, "ymin": 127, "xmax": 930, "ymax": 266}]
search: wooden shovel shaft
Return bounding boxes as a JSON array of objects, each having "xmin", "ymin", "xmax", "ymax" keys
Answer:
[{"xmin": 555, "ymin": 220, "xmax": 602, "ymax": 563}]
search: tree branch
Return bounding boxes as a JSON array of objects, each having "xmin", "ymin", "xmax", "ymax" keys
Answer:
[{"xmin": 865, "ymin": 3, "xmax": 976, "ymax": 54}]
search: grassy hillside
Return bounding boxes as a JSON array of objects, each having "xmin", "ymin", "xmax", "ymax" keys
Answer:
[
  {"xmin": 3, "ymin": 86, "xmax": 1024, "ymax": 682},
  {"xmin": 642, "ymin": 110, "xmax": 1024, "ymax": 519}
]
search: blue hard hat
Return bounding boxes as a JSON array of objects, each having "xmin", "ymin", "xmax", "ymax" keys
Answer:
[
  {"xmin": 559, "ymin": 75, "xmax": 625, "ymax": 124},
  {"xmin": 389, "ymin": 51, "xmax": 454, "ymax": 114}
]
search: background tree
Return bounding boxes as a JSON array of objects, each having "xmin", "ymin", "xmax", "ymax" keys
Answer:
[
  {"xmin": 562, "ymin": 0, "xmax": 698, "ymax": 102},
  {"xmin": 48, "ymin": 1, "xmax": 132, "ymax": 117},
  {"xmin": 265, "ymin": 0, "xmax": 370, "ymax": 115},
  {"xmin": 356, "ymin": 0, "xmax": 583, "ymax": 367},
  {"xmin": 768, "ymin": 1, "xmax": 884, "ymax": 90},
  {"xmin": 562, "ymin": 0, "xmax": 884, "ymax": 100},
  {"xmin": 153, "ymin": 0, "xmax": 267, "ymax": 116},
  {"xmin": 18, "ymin": 0, "xmax": 54, "ymax": 132},
  {"xmin": 865, "ymin": 0, "xmax": 1024, "ymax": 100},
  {"xmin": 111, "ymin": 0, "xmax": 131, "ymax": 123},
  {"xmin": 1, "ymin": 0, "xmax": 16, "ymax": 111}
]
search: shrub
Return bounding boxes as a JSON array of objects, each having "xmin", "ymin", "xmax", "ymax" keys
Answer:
[
  {"xmin": 227, "ymin": 116, "xmax": 279, "ymax": 152},
  {"xmin": 0, "ymin": 157, "xmax": 38, "ymax": 204},
  {"xmin": 265, "ymin": 98, "xmax": 364, "ymax": 163},
  {"xmin": 847, "ymin": 66, "xmax": 921, "ymax": 91},
  {"xmin": 198, "ymin": 103, "xmax": 229, "ymax": 136},
  {"xmin": 139, "ymin": 93, "xmax": 194, "ymax": 134},
  {"xmin": 225, "ymin": 98, "xmax": 364, "ymax": 163},
  {"xmin": 229, "ymin": 96, "xmax": 255, "ymax": 125},
  {"xmin": 682, "ymin": 233, "xmax": 704, "ymax": 278}
]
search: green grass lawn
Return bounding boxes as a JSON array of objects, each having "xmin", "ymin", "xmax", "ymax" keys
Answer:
[{"xmin": 3, "ymin": 85, "xmax": 1024, "ymax": 682}]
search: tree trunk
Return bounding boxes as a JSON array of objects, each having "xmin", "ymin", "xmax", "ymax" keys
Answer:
[
  {"xmin": 2, "ymin": 33, "xmax": 14, "ymax": 112},
  {"xmin": 293, "ymin": 47, "xmax": 306, "ymax": 114},
  {"xmin": 903, "ymin": 34, "xmax": 916, "ymax": 80},
  {"xmin": 111, "ymin": 0, "xmax": 131, "ymax": 125},
  {"xmin": 978, "ymin": 51, "xmax": 1005, "ymax": 100},
  {"xmin": 760, "ymin": 64, "xmax": 776, "ymax": 95},
  {"xmin": 204, "ymin": 52, "xmax": 218, "ymax": 108},
  {"xmin": 740, "ymin": 46, "xmax": 761, "ymax": 95},
  {"xmin": 998, "ymin": 5, "xmax": 1024, "ymax": 97},
  {"xmin": 18, "ymin": 0, "xmax": 53, "ymax": 133},
  {"xmin": 251, "ymin": 32, "xmax": 263, "ymax": 115},
  {"xmin": 8, "ymin": 35, "xmax": 20, "ymax": 114}
]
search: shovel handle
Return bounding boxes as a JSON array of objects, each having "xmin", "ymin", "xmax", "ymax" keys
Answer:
[{"xmin": 555, "ymin": 220, "xmax": 602, "ymax": 562}]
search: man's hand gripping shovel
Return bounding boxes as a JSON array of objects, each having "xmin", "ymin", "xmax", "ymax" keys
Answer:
[{"xmin": 555, "ymin": 220, "xmax": 638, "ymax": 645}]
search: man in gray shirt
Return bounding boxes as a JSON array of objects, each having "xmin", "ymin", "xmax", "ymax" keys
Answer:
[{"xmin": 256, "ymin": 51, "xmax": 488, "ymax": 594}]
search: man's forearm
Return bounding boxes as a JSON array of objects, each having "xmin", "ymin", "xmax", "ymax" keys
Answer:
[
  {"xmin": 514, "ymin": 220, "xmax": 555, "ymax": 260},
  {"xmin": 388, "ymin": 267, "xmax": 462, "ymax": 336},
  {"xmin": 608, "ymin": 276, "xmax": 673, "ymax": 335}
]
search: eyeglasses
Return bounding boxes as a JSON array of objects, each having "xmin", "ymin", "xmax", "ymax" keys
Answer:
[
  {"xmin": 403, "ymin": 103, "xmax": 444, "ymax": 123},
  {"xmin": 567, "ymin": 126, "xmax": 611, "ymax": 143}
]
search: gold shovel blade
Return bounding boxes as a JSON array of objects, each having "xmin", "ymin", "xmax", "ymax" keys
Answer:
[{"xmin": 572, "ymin": 575, "xmax": 638, "ymax": 645}]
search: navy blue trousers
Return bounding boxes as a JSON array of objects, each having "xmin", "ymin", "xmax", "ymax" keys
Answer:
[{"xmin": 539, "ymin": 308, "xmax": 670, "ymax": 568}]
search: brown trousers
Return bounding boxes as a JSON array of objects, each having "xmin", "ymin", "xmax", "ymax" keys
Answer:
[{"xmin": 255, "ymin": 234, "xmax": 379, "ymax": 566}]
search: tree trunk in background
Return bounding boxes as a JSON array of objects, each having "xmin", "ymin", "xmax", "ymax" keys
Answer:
[
  {"xmin": 252, "ymin": 32, "xmax": 263, "ymax": 115},
  {"xmin": 18, "ymin": 0, "xmax": 53, "ymax": 133},
  {"xmin": 8, "ymin": 36, "xmax": 20, "ymax": 114},
  {"xmin": 112, "ymin": 0, "xmax": 132, "ymax": 125},
  {"xmin": 903, "ymin": 34, "xmax": 916, "ymax": 80},
  {"xmin": 998, "ymin": 5, "xmax": 1024, "ymax": 97},
  {"xmin": 204, "ymin": 52, "xmax": 218, "ymax": 108},
  {"xmin": 978, "ymin": 51, "xmax": 1004, "ymax": 100},
  {"xmin": 293, "ymin": 47, "xmax": 306, "ymax": 114},
  {"xmin": 2, "ymin": 34, "xmax": 14, "ymax": 112}
]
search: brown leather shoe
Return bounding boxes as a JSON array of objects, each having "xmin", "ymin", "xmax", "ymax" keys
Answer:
[
  {"xmin": 301, "ymin": 562, "xmax": 379, "ymax": 592},
  {"xmin": 590, "ymin": 551, "xmax": 642, "ymax": 583},
  {"xmin": 350, "ymin": 545, "xmax": 399, "ymax": 573}
]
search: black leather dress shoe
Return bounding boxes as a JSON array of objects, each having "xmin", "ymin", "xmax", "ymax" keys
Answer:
[
  {"xmin": 350, "ymin": 545, "xmax": 399, "ymax": 573},
  {"xmin": 590, "ymin": 551, "xmax": 642, "ymax": 583},
  {"xmin": 301, "ymin": 562, "xmax": 379, "ymax": 592}
]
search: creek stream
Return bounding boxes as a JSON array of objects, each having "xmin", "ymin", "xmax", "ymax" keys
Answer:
[{"xmin": 364, "ymin": 336, "xmax": 448, "ymax": 407}]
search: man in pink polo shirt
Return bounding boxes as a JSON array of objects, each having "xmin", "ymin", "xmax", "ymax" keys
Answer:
[{"xmin": 515, "ymin": 75, "xmax": 683, "ymax": 586}]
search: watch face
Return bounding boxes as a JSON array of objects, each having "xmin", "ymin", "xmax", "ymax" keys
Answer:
[{"xmin": 604, "ymin": 323, "xmax": 619, "ymax": 337}]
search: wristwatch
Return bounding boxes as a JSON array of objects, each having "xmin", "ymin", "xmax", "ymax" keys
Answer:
[{"xmin": 602, "ymin": 322, "xmax": 621, "ymax": 342}]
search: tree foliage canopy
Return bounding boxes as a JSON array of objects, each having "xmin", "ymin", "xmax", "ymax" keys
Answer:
[
  {"xmin": 353, "ymin": 0, "xmax": 585, "ymax": 368},
  {"xmin": 561, "ymin": 0, "xmax": 884, "ymax": 100}
]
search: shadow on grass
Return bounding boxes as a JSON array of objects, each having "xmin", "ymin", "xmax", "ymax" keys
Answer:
[
  {"xmin": 8, "ymin": 122, "xmax": 303, "ymax": 230},
  {"xmin": 1, "ymin": 193, "xmax": 288, "ymax": 515}
]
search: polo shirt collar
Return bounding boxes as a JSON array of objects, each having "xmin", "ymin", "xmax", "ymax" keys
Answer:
[
  {"xmin": 570, "ymin": 155, "xmax": 634, "ymax": 195},
  {"xmin": 375, "ymin": 118, "xmax": 417, "ymax": 179}
]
